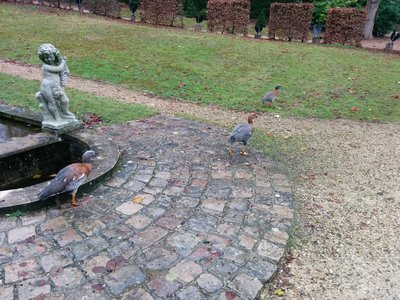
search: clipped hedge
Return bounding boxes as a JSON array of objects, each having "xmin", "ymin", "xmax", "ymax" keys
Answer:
[
  {"xmin": 207, "ymin": 0, "xmax": 250, "ymax": 35},
  {"xmin": 324, "ymin": 8, "xmax": 366, "ymax": 47},
  {"xmin": 140, "ymin": 0, "xmax": 180, "ymax": 26},
  {"xmin": 268, "ymin": 3, "xmax": 313, "ymax": 42},
  {"xmin": 84, "ymin": 0, "xmax": 121, "ymax": 18}
]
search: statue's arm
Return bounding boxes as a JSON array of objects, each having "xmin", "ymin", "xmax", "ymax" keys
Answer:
[{"xmin": 42, "ymin": 59, "xmax": 66, "ymax": 73}]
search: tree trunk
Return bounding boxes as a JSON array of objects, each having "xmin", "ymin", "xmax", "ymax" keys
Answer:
[{"xmin": 363, "ymin": 0, "xmax": 381, "ymax": 39}]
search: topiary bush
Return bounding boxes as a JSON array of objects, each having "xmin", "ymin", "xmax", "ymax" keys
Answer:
[
  {"xmin": 85, "ymin": 0, "xmax": 121, "ymax": 17},
  {"xmin": 207, "ymin": 0, "xmax": 250, "ymax": 35},
  {"xmin": 324, "ymin": 8, "xmax": 366, "ymax": 47},
  {"xmin": 268, "ymin": 3, "xmax": 314, "ymax": 42},
  {"xmin": 140, "ymin": 0, "xmax": 180, "ymax": 26}
]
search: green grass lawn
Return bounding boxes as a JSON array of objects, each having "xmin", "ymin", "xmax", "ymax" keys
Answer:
[
  {"xmin": 0, "ymin": 73, "xmax": 158, "ymax": 124},
  {"xmin": 0, "ymin": 3, "xmax": 400, "ymax": 122}
]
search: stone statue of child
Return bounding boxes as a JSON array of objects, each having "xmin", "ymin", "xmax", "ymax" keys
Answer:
[{"xmin": 36, "ymin": 43, "xmax": 78, "ymax": 128}]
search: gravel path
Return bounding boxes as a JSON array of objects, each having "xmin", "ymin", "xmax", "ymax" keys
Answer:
[{"xmin": 1, "ymin": 59, "xmax": 400, "ymax": 299}]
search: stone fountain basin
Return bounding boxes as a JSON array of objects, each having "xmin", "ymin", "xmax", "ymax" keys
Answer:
[{"xmin": 0, "ymin": 104, "xmax": 120, "ymax": 213}]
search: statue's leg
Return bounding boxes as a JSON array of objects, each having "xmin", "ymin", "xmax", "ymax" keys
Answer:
[
  {"xmin": 42, "ymin": 90, "xmax": 61, "ymax": 121},
  {"xmin": 59, "ymin": 93, "xmax": 76, "ymax": 118}
]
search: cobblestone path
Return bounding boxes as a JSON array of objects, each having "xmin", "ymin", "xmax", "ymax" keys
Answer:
[{"xmin": 0, "ymin": 116, "xmax": 293, "ymax": 299}]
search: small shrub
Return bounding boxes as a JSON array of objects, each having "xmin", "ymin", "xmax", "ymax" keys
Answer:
[
  {"xmin": 324, "ymin": 8, "xmax": 366, "ymax": 47},
  {"xmin": 207, "ymin": 0, "xmax": 250, "ymax": 35},
  {"xmin": 268, "ymin": 3, "xmax": 314, "ymax": 42}
]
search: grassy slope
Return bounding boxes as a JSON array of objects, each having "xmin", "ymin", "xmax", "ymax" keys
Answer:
[
  {"xmin": 0, "ymin": 73, "xmax": 158, "ymax": 124},
  {"xmin": 0, "ymin": 4, "xmax": 399, "ymax": 122}
]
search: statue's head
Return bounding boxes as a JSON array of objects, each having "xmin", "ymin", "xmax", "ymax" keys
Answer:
[{"xmin": 38, "ymin": 44, "xmax": 61, "ymax": 65}]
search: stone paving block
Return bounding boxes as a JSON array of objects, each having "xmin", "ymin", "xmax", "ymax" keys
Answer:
[
  {"xmin": 163, "ymin": 186, "xmax": 184, "ymax": 196},
  {"xmin": 147, "ymin": 274, "xmax": 182, "ymax": 298},
  {"xmin": 167, "ymin": 260, "xmax": 203, "ymax": 283},
  {"xmin": 125, "ymin": 214, "xmax": 152, "ymax": 230},
  {"xmin": 40, "ymin": 250, "xmax": 73, "ymax": 273},
  {"xmin": 223, "ymin": 209, "xmax": 245, "ymax": 224},
  {"xmin": 135, "ymin": 193, "xmax": 155, "ymax": 205},
  {"xmin": 51, "ymin": 267, "xmax": 83, "ymax": 288},
  {"xmin": 41, "ymin": 216, "xmax": 68, "ymax": 234},
  {"xmin": 271, "ymin": 205, "xmax": 294, "ymax": 219},
  {"xmin": 215, "ymin": 291, "xmax": 240, "ymax": 300},
  {"xmin": 203, "ymin": 234, "xmax": 230, "ymax": 251},
  {"xmin": 71, "ymin": 236, "xmax": 109, "ymax": 260},
  {"xmin": 8, "ymin": 225, "xmax": 36, "ymax": 244},
  {"xmin": 209, "ymin": 259, "xmax": 240, "ymax": 279},
  {"xmin": 105, "ymin": 265, "xmax": 146, "ymax": 295},
  {"xmin": 21, "ymin": 210, "xmax": 46, "ymax": 226},
  {"xmin": 223, "ymin": 247, "xmax": 246, "ymax": 265},
  {"xmin": 121, "ymin": 288, "xmax": 154, "ymax": 300},
  {"xmin": 256, "ymin": 240, "xmax": 285, "ymax": 262},
  {"xmin": 82, "ymin": 255, "xmax": 110, "ymax": 278},
  {"xmin": 232, "ymin": 187, "xmax": 253, "ymax": 198},
  {"xmin": 204, "ymin": 185, "xmax": 231, "ymax": 199},
  {"xmin": 53, "ymin": 228, "xmax": 83, "ymax": 247},
  {"xmin": 174, "ymin": 197, "xmax": 200, "ymax": 208},
  {"xmin": 0, "ymin": 217, "xmax": 17, "ymax": 232},
  {"xmin": 201, "ymin": 198, "xmax": 227, "ymax": 214},
  {"xmin": 241, "ymin": 226, "xmax": 261, "ymax": 238},
  {"xmin": 197, "ymin": 273, "xmax": 223, "ymax": 293},
  {"xmin": 116, "ymin": 201, "xmax": 144, "ymax": 216},
  {"xmin": 108, "ymin": 240, "xmax": 137, "ymax": 260},
  {"xmin": 185, "ymin": 214, "xmax": 218, "ymax": 233},
  {"xmin": 155, "ymin": 215, "xmax": 183, "ymax": 229},
  {"xmin": 234, "ymin": 171, "xmax": 253, "ymax": 180},
  {"xmin": 143, "ymin": 187, "xmax": 162, "ymax": 195},
  {"xmin": 77, "ymin": 219, "xmax": 107, "ymax": 236},
  {"xmin": 133, "ymin": 173, "xmax": 153, "ymax": 183},
  {"xmin": 102, "ymin": 224, "xmax": 132, "ymax": 241},
  {"xmin": 244, "ymin": 255, "xmax": 277, "ymax": 281},
  {"xmin": 154, "ymin": 171, "xmax": 171, "ymax": 180},
  {"xmin": 190, "ymin": 179, "xmax": 208, "ymax": 188},
  {"xmin": 139, "ymin": 247, "xmax": 178, "ymax": 270},
  {"xmin": 265, "ymin": 228, "xmax": 289, "ymax": 245},
  {"xmin": 215, "ymin": 223, "xmax": 240, "ymax": 238},
  {"xmin": 104, "ymin": 176, "xmax": 126, "ymax": 187},
  {"xmin": 130, "ymin": 226, "xmax": 168, "ymax": 249},
  {"xmin": 166, "ymin": 231, "xmax": 201, "ymax": 256},
  {"xmin": 0, "ymin": 231, "xmax": 5, "ymax": 245},
  {"xmin": 63, "ymin": 282, "xmax": 108, "ymax": 300},
  {"xmin": 146, "ymin": 207, "xmax": 166, "ymax": 219},
  {"xmin": 148, "ymin": 178, "xmax": 169, "ymax": 188},
  {"xmin": 0, "ymin": 285, "xmax": 13, "ymax": 300},
  {"xmin": 5, "ymin": 259, "xmax": 40, "ymax": 283},
  {"xmin": 238, "ymin": 234, "xmax": 257, "ymax": 250},
  {"xmin": 0, "ymin": 247, "xmax": 13, "ymax": 264},
  {"xmin": 123, "ymin": 180, "xmax": 146, "ymax": 192},
  {"xmin": 18, "ymin": 277, "xmax": 51, "ymax": 299},
  {"xmin": 229, "ymin": 273, "xmax": 263, "ymax": 300},
  {"xmin": 177, "ymin": 286, "xmax": 206, "ymax": 300},
  {"xmin": 15, "ymin": 237, "xmax": 52, "ymax": 259},
  {"xmin": 187, "ymin": 246, "xmax": 222, "ymax": 267},
  {"xmin": 228, "ymin": 198, "xmax": 250, "ymax": 211}
]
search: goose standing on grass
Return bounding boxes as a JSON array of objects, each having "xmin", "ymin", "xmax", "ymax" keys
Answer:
[
  {"xmin": 262, "ymin": 85, "xmax": 283, "ymax": 106},
  {"xmin": 37, "ymin": 150, "xmax": 96, "ymax": 206},
  {"xmin": 228, "ymin": 113, "xmax": 257, "ymax": 159}
]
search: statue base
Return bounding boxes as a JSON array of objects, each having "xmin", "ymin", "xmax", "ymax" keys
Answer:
[{"xmin": 42, "ymin": 119, "xmax": 82, "ymax": 133}]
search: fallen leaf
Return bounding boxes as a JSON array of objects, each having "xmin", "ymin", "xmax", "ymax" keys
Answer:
[
  {"xmin": 225, "ymin": 291, "xmax": 237, "ymax": 300},
  {"xmin": 32, "ymin": 174, "xmax": 42, "ymax": 179},
  {"xmin": 92, "ymin": 266, "xmax": 108, "ymax": 274},
  {"xmin": 91, "ymin": 283, "xmax": 105, "ymax": 292},
  {"xmin": 106, "ymin": 256, "xmax": 127, "ymax": 272},
  {"xmin": 350, "ymin": 107, "xmax": 360, "ymax": 112},
  {"xmin": 274, "ymin": 288, "xmax": 285, "ymax": 296},
  {"xmin": 133, "ymin": 195, "xmax": 143, "ymax": 203}
]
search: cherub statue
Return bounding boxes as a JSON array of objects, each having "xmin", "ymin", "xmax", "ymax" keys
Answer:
[{"xmin": 36, "ymin": 43, "xmax": 78, "ymax": 129}]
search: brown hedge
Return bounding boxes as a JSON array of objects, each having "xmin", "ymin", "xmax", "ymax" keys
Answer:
[
  {"xmin": 324, "ymin": 8, "xmax": 366, "ymax": 47},
  {"xmin": 140, "ymin": 0, "xmax": 180, "ymax": 26},
  {"xmin": 268, "ymin": 3, "xmax": 313, "ymax": 42},
  {"xmin": 207, "ymin": 0, "xmax": 250, "ymax": 35}
]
